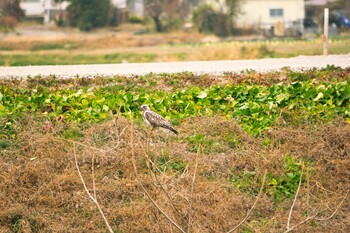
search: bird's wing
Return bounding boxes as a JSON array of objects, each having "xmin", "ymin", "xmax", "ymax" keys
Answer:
[{"xmin": 145, "ymin": 111, "xmax": 172, "ymax": 127}]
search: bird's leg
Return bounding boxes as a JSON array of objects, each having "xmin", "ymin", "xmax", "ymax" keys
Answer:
[{"xmin": 146, "ymin": 127, "xmax": 154, "ymax": 151}]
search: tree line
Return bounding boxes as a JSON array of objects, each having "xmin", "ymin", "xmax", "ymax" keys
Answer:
[{"xmin": 0, "ymin": 0, "xmax": 242, "ymax": 36}]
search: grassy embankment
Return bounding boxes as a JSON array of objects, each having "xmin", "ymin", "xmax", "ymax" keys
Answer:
[{"xmin": 0, "ymin": 66, "xmax": 349, "ymax": 232}]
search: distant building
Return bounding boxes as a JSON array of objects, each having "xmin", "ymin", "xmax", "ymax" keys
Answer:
[
  {"xmin": 202, "ymin": 0, "xmax": 305, "ymax": 36},
  {"xmin": 111, "ymin": 0, "xmax": 144, "ymax": 17},
  {"xmin": 111, "ymin": 0, "xmax": 127, "ymax": 9},
  {"xmin": 235, "ymin": 0, "xmax": 305, "ymax": 30},
  {"xmin": 20, "ymin": 0, "xmax": 69, "ymax": 23},
  {"xmin": 127, "ymin": 0, "xmax": 144, "ymax": 18}
]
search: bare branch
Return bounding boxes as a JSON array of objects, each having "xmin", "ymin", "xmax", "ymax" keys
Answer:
[
  {"xmin": 315, "ymin": 190, "xmax": 349, "ymax": 221},
  {"xmin": 130, "ymin": 120, "xmax": 185, "ymax": 233},
  {"xmin": 284, "ymin": 213, "xmax": 319, "ymax": 233},
  {"xmin": 287, "ymin": 165, "xmax": 304, "ymax": 230},
  {"xmin": 226, "ymin": 170, "xmax": 267, "ymax": 233},
  {"xmin": 73, "ymin": 143, "xmax": 114, "ymax": 233}
]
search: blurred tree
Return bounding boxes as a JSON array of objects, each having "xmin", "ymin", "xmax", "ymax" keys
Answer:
[
  {"xmin": 225, "ymin": 0, "xmax": 241, "ymax": 24},
  {"xmin": 192, "ymin": 4, "xmax": 230, "ymax": 37},
  {"xmin": 329, "ymin": 0, "xmax": 350, "ymax": 13},
  {"xmin": 144, "ymin": 0, "xmax": 197, "ymax": 32},
  {"xmin": 67, "ymin": 0, "xmax": 110, "ymax": 31},
  {"xmin": 0, "ymin": 0, "xmax": 24, "ymax": 20}
]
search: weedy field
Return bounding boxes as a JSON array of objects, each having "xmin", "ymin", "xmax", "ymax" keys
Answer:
[
  {"xmin": 1, "ymin": 29, "xmax": 350, "ymax": 66},
  {"xmin": 0, "ymin": 66, "xmax": 349, "ymax": 232}
]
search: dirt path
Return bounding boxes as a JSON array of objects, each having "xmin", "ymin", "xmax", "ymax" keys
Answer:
[{"xmin": 1, "ymin": 54, "xmax": 349, "ymax": 78}]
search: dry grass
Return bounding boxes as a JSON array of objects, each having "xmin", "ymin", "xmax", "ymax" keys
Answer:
[
  {"xmin": 0, "ymin": 115, "xmax": 349, "ymax": 232},
  {"xmin": 1, "ymin": 29, "xmax": 350, "ymax": 66}
]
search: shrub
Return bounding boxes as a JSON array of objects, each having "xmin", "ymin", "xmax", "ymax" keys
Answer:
[
  {"xmin": 67, "ymin": 0, "xmax": 110, "ymax": 31},
  {"xmin": 192, "ymin": 4, "xmax": 231, "ymax": 37},
  {"xmin": 129, "ymin": 15, "xmax": 144, "ymax": 24}
]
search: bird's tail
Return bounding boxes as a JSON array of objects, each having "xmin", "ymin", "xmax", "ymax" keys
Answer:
[{"xmin": 166, "ymin": 126, "xmax": 179, "ymax": 135}]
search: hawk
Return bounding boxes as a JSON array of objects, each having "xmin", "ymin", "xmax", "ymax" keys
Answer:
[{"xmin": 140, "ymin": 104, "xmax": 179, "ymax": 135}]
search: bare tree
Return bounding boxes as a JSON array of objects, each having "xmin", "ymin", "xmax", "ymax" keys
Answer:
[
  {"xmin": 0, "ymin": 0, "xmax": 24, "ymax": 20},
  {"xmin": 144, "ymin": 0, "xmax": 195, "ymax": 32}
]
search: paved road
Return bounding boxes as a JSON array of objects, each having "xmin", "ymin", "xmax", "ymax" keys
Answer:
[{"xmin": 1, "ymin": 54, "xmax": 349, "ymax": 78}]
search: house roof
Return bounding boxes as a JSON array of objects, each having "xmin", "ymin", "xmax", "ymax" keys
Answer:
[{"xmin": 305, "ymin": 0, "xmax": 337, "ymax": 6}]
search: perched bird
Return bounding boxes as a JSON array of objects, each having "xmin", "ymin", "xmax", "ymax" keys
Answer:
[{"xmin": 140, "ymin": 104, "xmax": 179, "ymax": 135}]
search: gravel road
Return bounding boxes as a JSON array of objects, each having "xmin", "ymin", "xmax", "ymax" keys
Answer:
[{"xmin": 1, "ymin": 54, "xmax": 349, "ymax": 78}]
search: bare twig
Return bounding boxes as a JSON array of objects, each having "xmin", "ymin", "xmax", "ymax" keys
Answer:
[
  {"xmin": 92, "ymin": 153, "xmax": 97, "ymax": 199},
  {"xmin": 284, "ymin": 213, "xmax": 319, "ymax": 233},
  {"xmin": 73, "ymin": 143, "xmax": 114, "ymax": 233},
  {"xmin": 315, "ymin": 190, "xmax": 349, "ymax": 221},
  {"xmin": 226, "ymin": 171, "xmax": 267, "ymax": 233},
  {"xmin": 284, "ymin": 165, "xmax": 348, "ymax": 233},
  {"xmin": 287, "ymin": 165, "xmax": 304, "ymax": 230},
  {"xmin": 187, "ymin": 147, "xmax": 199, "ymax": 233},
  {"xmin": 130, "ymin": 120, "xmax": 186, "ymax": 233},
  {"xmin": 306, "ymin": 168, "xmax": 310, "ymax": 217}
]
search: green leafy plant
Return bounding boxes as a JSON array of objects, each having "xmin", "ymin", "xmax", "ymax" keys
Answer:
[
  {"xmin": 1, "ymin": 71, "xmax": 349, "ymax": 140},
  {"xmin": 156, "ymin": 155, "xmax": 187, "ymax": 174},
  {"xmin": 230, "ymin": 156, "xmax": 310, "ymax": 203},
  {"xmin": 265, "ymin": 157, "xmax": 305, "ymax": 203}
]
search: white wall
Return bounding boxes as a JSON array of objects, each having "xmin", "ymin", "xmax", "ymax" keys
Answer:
[
  {"xmin": 21, "ymin": 0, "xmax": 69, "ymax": 23},
  {"xmin": 235, "ymin": 0, "xmax": 305, "ymax": 29},
  {"xmin": 111, "ymin": 0, "xmax": 127, "ymax": 9},
  {"xmin": 20, "ymin": 0, "xmax": 44, "ymax": 16}
]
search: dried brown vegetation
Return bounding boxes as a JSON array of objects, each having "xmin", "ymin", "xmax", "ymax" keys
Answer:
[{"xmin": 1, "ymin": 114, "xmax": 349, "ymax": 232}]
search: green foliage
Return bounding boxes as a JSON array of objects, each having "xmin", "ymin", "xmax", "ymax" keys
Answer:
[
  {"xmin": 0, "ymin": 139, "xmax": 10, "ymax": 149},
  {"xmin": 67, "ymin": 0, "xmax": 110, "ymax": 31},
  {"xmin": 129, "ymin": 15, "xmax": 144, "ymax": 24},
  {"xmin": 8, "ymin": 213, "xmax": 41, "ymax": 232},
  {"xmin": 1, "ymin": 71, "xmax": 349, "ymax": 139},
  {"xmin": 30, "ymin": 43, "xmax": 79, "ymax": 51},
  {"xmin": 184, "ymin": 134, "xmax": 214, "ymax": 153},
  {"xmin": 230, "ymin": 156, "xmax": 309, "ymax": 203},
  {"xmin": 0, "ymin": 53, "xmax": 157, "ymax": 66},
  {"xmin": 63, "ymin": 127, "xmax": 84, "ymax": 139},
  {"xmin": 156, "ymin": 155, "xmax": 188, "ymax": 174}
]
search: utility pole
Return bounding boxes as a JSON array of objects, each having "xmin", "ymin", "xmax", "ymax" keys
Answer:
[{"xmin": 323, "ymin": 8, "xmax": 329, "ymax": 56}]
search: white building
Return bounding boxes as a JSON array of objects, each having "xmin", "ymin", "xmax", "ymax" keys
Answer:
[
  {"xmin": 235, "ymin": 0, "xmax": 305, "ymax": 30},
  {"xmin": 20, "ymin": 0, "xmax": 69, "ymax": 23},
  {"xmin": 202, "ymin": 0, "xmax": 305, "ymax": 36},
  {"xmin": 111, "ymin": 0, "xmax": 127, "ymax": 9},
  {"xmin": 127, "ymin": 0, "xmax": 144, "ymax": 18}
]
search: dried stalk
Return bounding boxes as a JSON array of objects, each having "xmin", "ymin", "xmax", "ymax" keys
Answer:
[
  {"xmin": 287, "ymin": 165, "xmax": 304, "ymax": 230},
  {"xmin": 130, "ymin": 120, "xmax": 186, "ymax": 233},
  {"xmin": 187, "ymin": 149, "xmax": 199, "ymax": 233},
  {"xmin": 73, "ymin": 143, "xmax": 114, "ymax": 233},
  {"xmin": 226, "ymin": 171, "xmax": 267, "ymax": 233},
  {"xmin": 315, "ymin": 190, "xmax": 348, "ymax": 221},
  {"xmin": 284, "ymin": 213, "xmax": 319, "ymax": 233},
  {"xmin": 140, "ymin": 136, "xmax": 183, "ymax": 217},
  {"xmin": 284, "ymin": 165, "xmax": 348, "ymax": 233}
]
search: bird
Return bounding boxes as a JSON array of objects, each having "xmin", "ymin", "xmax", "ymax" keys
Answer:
[{"xmin": 140, "ymin": 104, "xmax": 179, "ymax": 135}]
